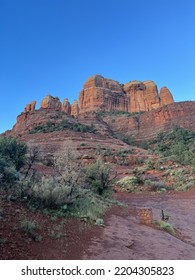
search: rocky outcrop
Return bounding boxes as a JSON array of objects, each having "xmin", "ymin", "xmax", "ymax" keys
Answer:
[
  {"xmin": 160, "ymin": 87, "xmax": 174, "ymax": 105},
  {"xmin": 123, "ymin": 80, "xmax": 161, "ymax": 112},
  {"xmin": 24, "ymin": 101, "xmax": 36, "ymax": 112},
  {"xmin": 40, "ymin": 95, "xmax": 61, "ymax": 110},
  {"xmin": 103, "ymin": 101, "xmax": 195, "ymax": 141},
  {"xmin": 62, "ymin": 98, "xmax": 71, "ymax": 115},
  {"xmin": 71, "ymin": 100, "xmax": 80, "ymax": 117},
  {"xmin": 79, "ymin": 75, "xmax": 174, "ymax": 114},
  {"xmin": 79, "ymin": 75, "xmax": 128, "ymax": 113}
]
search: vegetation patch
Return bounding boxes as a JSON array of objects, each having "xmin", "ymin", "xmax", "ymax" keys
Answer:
[
  {"xmin": 152, "ymin": 127, "xmax": 195, "ymax": 167},
  {"xmin": 0, "ymin": 137, "xmax": 27, "ymax": 186},
  {"xmin": 155, "ymin": 220, "xmax": 176, "ymax": 236},
  {"xmin": 29, "ymin": 120, "xmax": 96, "ymax": 134}
]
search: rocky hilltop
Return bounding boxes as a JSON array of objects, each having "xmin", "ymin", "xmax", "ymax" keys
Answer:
[
  {"xmin": 79, "ymin": 75, "xmax": 174, "ymax": 113},
  {"xmin": 3, "ymin": 74, "xmax": 195, "ymax": 143},
  {"xmin": 23, "ymin": 74, "xmax": 174, "ymax": 117}
]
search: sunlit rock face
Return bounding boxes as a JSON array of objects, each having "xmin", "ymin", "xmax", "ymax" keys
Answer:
[{"xmin": 79, "ymin": 75, "xmax": 174, "ymax": 114}]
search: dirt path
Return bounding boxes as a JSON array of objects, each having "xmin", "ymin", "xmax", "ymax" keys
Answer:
[
  {"xmin": 1, "ymin": 189, "xmax": 195, "ymax": 259},
  {"xmin": 83, "ymin": 190, "xmax": 195, "ymax": 260}
]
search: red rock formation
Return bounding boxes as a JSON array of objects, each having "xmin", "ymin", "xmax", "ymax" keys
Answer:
[
  {"xmin": 40, "ymin": 95, "xmax": 61, "ymax": 110},
  {"xmin": 62, "ymin": 98, "xmax": 71, "ymax": 115},
  {"xmin": 160, "ymin": 87, "xmax": 174, "ymax": 105},
  {"xmin": 79, "ymin": 75, "xmax": 174, "ymax": 114},
  {"xmin": 79, "ymin": 75, "xmax": 128, "ymax": 113},
  {"xmin": 123, "ymin": 80, "xmax": 160, "ymax": 112},
  {"xmin": 24, "ymin": 101, "xmax": 36, "ymax": 112},
  {"xmin": 104, "ymin": 102, "xmax": 195, "ymax": 141},
  {"xmin": 71, "ymin": 100, "xmax": 80, "ymax": 117}
]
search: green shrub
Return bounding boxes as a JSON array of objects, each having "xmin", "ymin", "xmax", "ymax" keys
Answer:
[
  {"xmin": 86, "ymin": 159, "xmax": 113, "ymax": 195},
  {"xmin": 146, "ymin": 158, "xmax": 155, "ymax": 169},
  {"xmin": 67, "ymin": 189, "xmax": 109, "ymax": 221},
  {"xmin": 153, "ymin": 128, "xmax": 195, "ymax": 166},
  {"xmin": 20, "ymin": 218, "xmax": 37, "ymax": 235},
  {"xmin": 0, "ymin": 137, "xmax": 27, "ymax": 186},
  {"xmin": 117, "ymin": 148, "xmax": 133, "ymax": 156},
  {"xmin": 0, "ymin": 158, "xmax": 17, "ymax": 185},
  {"xmin": 29, "ymin": 120, "xmax": 96, "ymax": 134},
  {"xmin": 156, "ymin": 220, "xmax": 176, "ymax": 236},
  {"xmin": 30, "ymin": 177, "xmax": 72, "ymax": 209},
  {"xmin": 0, "ymin": 137, "xmax": 27, "ymax": 171},
  {"xmin": 133, "ymin": 167, "xmax": 144, "ymax": 184},
  {"xmin": 171, "ymin": 176, "xmax": 195, "ymax": 192},
  {"xmin": 117, "ymin": 176, "xmax": 138, "ymax": 192},
  {"xmin": 147, "ymin": 180, "xmax": 167, "ymax": 192},
  {"xmin": 54, "ymin": 141, "xmax": 85, "ymax": 189}
]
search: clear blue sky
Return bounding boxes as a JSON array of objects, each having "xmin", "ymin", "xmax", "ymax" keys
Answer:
[{"xmin": 0, "ymin": 0, "xmax": 194, "ymax": 133}]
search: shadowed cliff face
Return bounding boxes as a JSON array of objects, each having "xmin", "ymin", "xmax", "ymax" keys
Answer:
[{"xmin": 79, "ymin": 75, "xmax": 174, "ymax": 113}]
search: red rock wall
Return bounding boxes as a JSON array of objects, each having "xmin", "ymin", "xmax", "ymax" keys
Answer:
[
  {"xmin": 105, "ymin": 102, "xmax": 195, "ymax": 141},
  {"xmin": 79, "ymin": 75, "xmax": 129, "ymax": 113},
  {"xmin": 79, "ymin": 75, "xmax": 174, "ymax": 114}
]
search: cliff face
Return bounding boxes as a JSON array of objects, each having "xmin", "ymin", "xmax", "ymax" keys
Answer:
[
  {"xmin": 79, "ymin": 75, "xmax": 128, "ymax": 113},
  {"xmin": 159, "ymin": 87, "xmax": 174, "ymax": 105},
  {"xmin": 102, "ymin": 102, "xmax": 195, "ymax": 141},
  {"xmin": 79, "ymin": 75, "xmax": 174, "ymax": 113}
]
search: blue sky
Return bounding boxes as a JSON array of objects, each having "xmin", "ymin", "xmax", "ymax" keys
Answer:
[{"xmin": 0, "ymin": 0, "xmax": 194, "ymax": 133}]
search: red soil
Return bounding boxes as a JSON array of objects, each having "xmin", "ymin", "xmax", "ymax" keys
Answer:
[{"xmin": 0, "ymin": 189, "xmax": 195, "ymax": 260}]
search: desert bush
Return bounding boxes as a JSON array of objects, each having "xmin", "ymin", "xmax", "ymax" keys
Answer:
[
  {"xmin": 117, "ymin": 176, "xmax": 138, "ymax": 192},
  {"xmin": 153, "ymin": 128, "xmax": 195, "ymax": 166},
  {"xmin": 54, "ymin": 141, "xmax": 85, "ymax": 189},
  {"xmin": 136, "ymin": 157, "xmax": 145, "ymax": 165},
  {"xmin": 20, "ymin": 217, "xmax": 37, "ymax": 235},
  {"xmin": 146, "ymin": 158, "xmax": 155, "ymax": 169},
  {"xmin": 0, "ymin": 137, "xmax": 27, "ymax": 186},
  {"xmin": 80, "ymin": 142, "xmax": 87, "ymax": 146},
  {"xmin": 29, "ymin": 177, "xmax": 73, "ymax": 209},
  {"xmin": 147, "ymin": 180, "xmax": 167, "ymax": 192},
  {"xmin": 156, "ymin": 220, "xmax": 175, "ymax": 236},
  {"xmin": 0, "ymin": 158, "xmax": 17, "ymax": 185},
  {"xmin": 117, "ymin": 148, "xmax": 134, "ymax": 156},
  {"xmin": 171, "ymin": 176, "xmax": 195, "ymax": 192},
  {"xmin": 29, "ymin": 120, "xmax": 96, "ymax": 134},
  {"xmin": 86, "ymin": 159, "xmax": 113, "ymax": 195},
  {"xmin": 132, "ymin": 167, "xmax": 144, "ymax": 184},
  {"xmin": 139, "ymin": 140, "xmax": 150, "ymax": 150},
  {"xmin": 0, "ymin": 137, "xmax": 27, "ymax": 171},
  {"xmin": 102, "ymin": 147, "xmax": 113, "ymax": 156},
  {"xmin": 67, "ymin": 188, "xmax": 109, "ymax": 222}
]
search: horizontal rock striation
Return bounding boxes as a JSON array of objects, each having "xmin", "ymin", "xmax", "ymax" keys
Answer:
[{"xmin": 102, "ymin": 101, "xmax": 195, "ymax": 141}]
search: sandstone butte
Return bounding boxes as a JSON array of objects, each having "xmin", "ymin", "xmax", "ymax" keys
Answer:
[
  {"xmin": 5, "ymin": 74, "xmax": 195, "ymax": 141},
  {"xmin": 79, "ymin": 75, "xmax": 174, "ymax": 113},
  {"xmin": 23, "ymin": 74, "xmax": 174, "ymax": 115}
]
